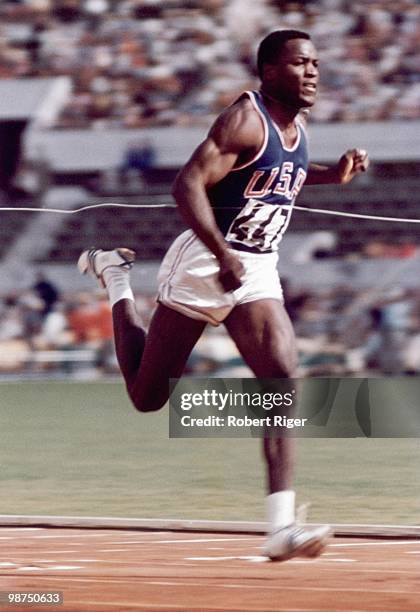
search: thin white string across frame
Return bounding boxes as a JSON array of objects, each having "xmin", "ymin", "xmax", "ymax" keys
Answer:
[{"xmin": 0, "ymin": 201, "xmax": 419, "ymax": 223}]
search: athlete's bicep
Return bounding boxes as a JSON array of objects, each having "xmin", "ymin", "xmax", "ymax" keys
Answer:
[{"xmin": 180, "ymin": 138, "xmax": 239, "ymax": 188}]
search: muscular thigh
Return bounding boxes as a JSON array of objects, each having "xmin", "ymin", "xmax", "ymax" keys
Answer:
[
  {"xmin": 131, "ymin": 303, "xmax": 206, "ymax": 410},
  {"xmin": 224, "ymin": 299, "xmax": 297, "ymax": 377}
]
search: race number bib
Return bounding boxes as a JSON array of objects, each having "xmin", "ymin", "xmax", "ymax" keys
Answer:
[{"xmin": 226, "ymin": 199, "xmax": 293, "ymax": 252}]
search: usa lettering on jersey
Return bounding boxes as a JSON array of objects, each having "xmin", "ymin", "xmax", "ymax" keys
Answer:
[{"xmin": 244, "ymin": 163, "xmax": 307, "ymax": 200}]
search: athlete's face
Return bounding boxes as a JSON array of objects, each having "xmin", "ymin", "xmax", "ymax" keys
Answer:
[{"xmin": 262, "ymin": 38, "xmax": 319, "ymax": 109}]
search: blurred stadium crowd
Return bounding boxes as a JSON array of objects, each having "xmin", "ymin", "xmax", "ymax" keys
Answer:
[
  {"xmin": 0, "ymin": 0, "xmax": 418, "ymax": 128},
  {"xmin": 0, "ymin": 0, "xmax": 418, "ymax": 379},
  {"xmin": 1, "ymin": 275, "xmax": 420, "ymax": 377}
]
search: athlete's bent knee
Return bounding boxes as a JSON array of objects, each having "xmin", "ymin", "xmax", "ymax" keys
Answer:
[
  {"xmin": 127, "ymin": 385, "xmax": 166, "ymax": 413},
  {"xmin": 133, "ymin": 400, "xmax": 163, "ymax": 413}
]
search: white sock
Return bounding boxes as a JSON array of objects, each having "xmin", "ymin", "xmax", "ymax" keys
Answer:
[
  {"xmin": 102, "ymin": 267, "xmax": 134, "ymax": 308},
  {"xmin": 267, "ymin": 490, "xmax": 295, "ymax": 532}
]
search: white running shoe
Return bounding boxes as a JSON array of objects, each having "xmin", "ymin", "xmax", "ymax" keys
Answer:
[
  {"xmin": 77, "ymin": 247, "xmax": 136, "ymax": 287},
  {"xmin": 263, "ymin": 523, "xmax": 331, "ymax": 562}
]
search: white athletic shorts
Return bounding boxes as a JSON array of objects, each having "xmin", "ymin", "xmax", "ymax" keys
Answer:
[{"xmin": 157, "ymin": 229, "xmax": 284, "ymax": 326}]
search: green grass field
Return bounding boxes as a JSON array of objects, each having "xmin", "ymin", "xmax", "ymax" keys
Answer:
[{"xmin": 0, "ymin": 381, "xmax": 419, "ymax": 524}]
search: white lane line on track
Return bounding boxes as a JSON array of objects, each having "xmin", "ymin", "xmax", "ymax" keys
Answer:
[
  {"xmin": 185, "ymin": 555, "xmax": 357, "ymax": 564},
  {"xmin": 0, "ymin": 562, "xmax": 17, "ymax": 567},
  {"xmin": 99, "ymin": 548, "xmax": 132, "ymax": 552},
  {"xmin": 316, "ymin": 567, "xmax": 420, "ymax": 574},
  {"xmin": 0, "ymin": 528, "xmax": 43, "ymax": 532},
  {"xmin": 17, "ymin": 565, "xmax": 84, "ymax": 571},
  {"xmin": 47, "ymin": 565, "xmax": 85, "ymax": 570},
  {"xmin": 45, "ymin": 559, "xmax": 197, "ymax": 567},
  {"xmin": 108, "ymin": 537, "xmax": 259, "ymax": 545},
  {"xmin": 28, "ymin": 559, "xmax": 97, "ymax": 563},
  {"xmin": 319, "ymin": 559, "xmax": 356, "ymax": 563},
  {"xmin": 6, "ymin": 559, "xmax": 198, "ymax": 569},
  {"xmin": 2, "ymin": 550, "xmax": 78, "ymax": 554},
  {"xmin": 330, "ymin": 540, "xmax": 420, "ymax": 548},
  {"xmin": 7, "ymin": 556, "xmax": 233, "ymax": 568},
  {"xmin": 110, "ymin": 541, "xmax": 160, "ymax": 545},
  {"xmin": 30, "ymin": 534, "xmax": 109, "ymax": 539},
  {"xmin": 186, "ymin": 556, "xmax": 268, "ymax": 563},
  {"xmin": 153, "ymin": 537, "xmax": 259, "ymax": 544},
  {"xmin": 5, "ymin": 559, "xmax": 95, "ymax": 565}
]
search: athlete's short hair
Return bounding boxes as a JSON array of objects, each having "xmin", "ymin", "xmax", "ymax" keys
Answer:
[{"xmin": 257, "ymin": 30, "xmax": 311, "ymax": 79}]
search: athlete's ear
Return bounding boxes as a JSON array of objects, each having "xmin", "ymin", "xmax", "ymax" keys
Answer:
[{"xmin": 261, "ymin": 63, "xmax": 277, "ymax": 83}]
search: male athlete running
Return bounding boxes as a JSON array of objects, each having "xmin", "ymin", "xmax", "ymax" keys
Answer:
[{"xmin": 78, "ymin": 30, "xmax": 369, "ymax": 561}]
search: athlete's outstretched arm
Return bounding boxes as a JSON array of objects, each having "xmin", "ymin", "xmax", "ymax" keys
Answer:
[
  {"xmin": 305, "ymin": 149, "xmax": 369, "ymax": 185},
  {"xmin": 172, "ymin": 100, "xmax": 264, "ymax": 292}
]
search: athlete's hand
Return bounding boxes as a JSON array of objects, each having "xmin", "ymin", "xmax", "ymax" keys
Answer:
[
  {"xmin": 336, "ymin": 149, "xmax": 369, "ymax": 184},
  {"xmin": 218, "ymin": 251, "xmax": 245, "ymax": 292}
]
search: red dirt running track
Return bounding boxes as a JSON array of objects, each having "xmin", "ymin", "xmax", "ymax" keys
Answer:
[{"xmin": 0, "ymin": 527, "xmax": 419, "ymax": 611}]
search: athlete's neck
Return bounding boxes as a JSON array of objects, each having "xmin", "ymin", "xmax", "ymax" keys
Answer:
[{"xmin": 260, "ymin": 88, "xmax": 299, "ymax": 129}]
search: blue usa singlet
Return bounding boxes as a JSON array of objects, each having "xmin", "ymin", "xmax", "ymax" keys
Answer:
[{"xmin": 207, "ymin": 90, "xmax": 309, "ymax": 253}]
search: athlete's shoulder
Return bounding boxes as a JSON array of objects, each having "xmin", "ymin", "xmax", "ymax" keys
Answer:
[{"xmin": 209, "ymin": 91, "xmax": 265, "ymax": 151}]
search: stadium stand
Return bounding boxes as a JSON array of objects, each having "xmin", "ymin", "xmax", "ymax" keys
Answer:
[
  {"xmin": 0, "ymin": 0, "xmax": 419, "ymax": 378},
  {"xmin": 0, "ymin": 210, "xmax": 34, "ymax": 260},
  {"xmin": 43, "ymin": 202, "xmax": 187, "ymax": 262},
  {"xmin": 0, "ymin": 0, "xmax": 418, "ymax": 127}
]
